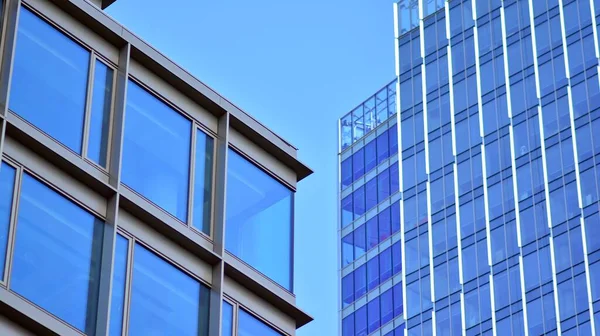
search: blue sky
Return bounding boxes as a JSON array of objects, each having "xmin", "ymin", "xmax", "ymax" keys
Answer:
[{"xmin": 107, "ymin": 1, "xmax": 395, "ymax": 334}]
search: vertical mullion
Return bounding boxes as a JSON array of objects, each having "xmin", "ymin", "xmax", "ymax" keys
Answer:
[
  {"xmin": 208, "ymin": 112, "xmax": 229, "ymax": 336},
  {"xmin": 187, "ymin": 124, "xmax": 197, "ymax": 228},
  {"xmin": 81, "ymin": 52, "xmax": 96, "ymax": 161},
  {"xmin": 121, "ymin": 234, "xmax": 135, "ymax": 336},
  {"xmin": 0, "ymin": 0, "xmax": 22, "ymax": 160},
  {"xmin": 95, "ymin": 193, "xmax": 118, "ymax": 336},
  {"xmin": 108, "ymin": 43, "xmax": 130, "ymax": 189},
  {"xmin": 3, "ymin": 161, "xmax": 21, "ymax": 290}
]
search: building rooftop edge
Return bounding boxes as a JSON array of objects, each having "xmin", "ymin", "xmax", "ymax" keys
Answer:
[{"xmin": 69, "ymin": 0, "xmax": 313, "ymax": 181}]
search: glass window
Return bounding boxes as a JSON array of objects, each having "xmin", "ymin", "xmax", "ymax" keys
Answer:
[
  {"xmin": 342, "ymin": 274, "xmax": 354, "ymax": 306},
  {"xmin": 341, "ymin": 158, "xmax": 352, "ymax": 190},
  {"xmin": 353, "ymin": 148, "xmax": 365, "ymax": 180},
  {"xmin": 368, "ymin": 297, "xmax": 381, "ymax": 333},
  {"xmin": 378, "ymin": 168, "xmax": 390, "ymax": 203},
  {"xmin": 129, "ymin": 243, "xmax": 209, "ymax": 336},
  {"xmin": 11, "ymin": 174, "xmax": 104, "ymax": 333},
  {"xmin": 367, "ymin": 256, "xmax": 380, "ymax": 291},
  {"xmin": 10, "ymin": 7, "xmax": 90, "ymax": 154},
  {"xmin": 393, "ymin": 282, "xmax": 403, "ymax": 317},
  {"xmin": 380, "ymin": 247, "xmax": 392, "ymax": 283},
  {"xmin": 341, "ymin": 195, "xmax": 353, "ymax": 228},
  {"xmin": 379, "ymin": 207, "xmax": 391, "ymax": 242},
  {"xmin": 122, "ymin": 81, "xmax": 191, "ymax": 222},
  {"xmin": 389, "ymin": 125, "xmax": 398, "ymax": 154},
  {"xmin": 342, "ymin": 233, "xmax": 353, "ymax": 267},
  {"xmin": 378, "ymin": 131, "xmax": 389, "ymax": 164},
  {"xmin": 0, "ymin": 163, "xmax": 15, "ymax": 281},
  {"xmin": 355, "ymin": 264, "xmax": 367, "ymax": 299},
  {"xmin": 193, "ymin": 130, "xmax": 214, "ymax": 235},
  {"xmin": 226, "ymin": 149, "xmax": 293, "ymax": 290},
  {"xmin": 238, "ymin": 309, "xmax": 282, "ymax": 336},
  {"xmin": 109, "ymin": 235, "xmax": 128, "ymax": 336},
  {"xmin": 381, "ymin": 288, "xmax": 394, "ymax": 325},
  {"xmin": 366, "ymin": 178, "xmax": 378, "ymax": 211},
  {"xmin": 367, "ymin": 217, "xmax": 378, "ymax": 250},
  {"xmin": 87, "ymin": 60, "xmax": 113, "ymax": 167},
  {"xmin": 393, "ymin": 241, "xmax": 402, "ymax": 274},
  {"xmin": 390, "ymin": 162, "xmax": 399, "ymax": 195},
  {"xmin": 222, "ymin": 301, "xmax": 233, "ymax": 336},
  {"xmin": 356, "ymin": 305, "xmax": 367, "ymax": 336},
  {"xmin": 355, "ymin": 224, "xmax": 366, "ymax": 259},
  {"xmin": 365, "ymin": 140, "xmax": 377, "ymax": 173},
  {"xmin": 342, "ymin": 314, "xmax": 354, "ymax": 336}
]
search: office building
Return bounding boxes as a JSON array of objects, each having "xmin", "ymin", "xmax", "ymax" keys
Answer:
[
  {"xmin": 0, "ymin": 0, "xmax": 313, "ymax": 335},
  {"xmin": 395, "ymin": 0, "xmax": 600, "ymax": 334},
  {"xmin": 339, "ymin": 80, "xmax": 405, "ymax": 336},
  {"xmin": 341, "ymin": 0, "xmax": 600, "ymax": 334}
]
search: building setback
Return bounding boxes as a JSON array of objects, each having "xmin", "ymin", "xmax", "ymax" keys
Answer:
[
  {"xmin": 340, "ymin": 0, "xmax": 600, "ymax": 334},
  {"xmin": 0, "ymin": 0, "xmax": 313, "ymax": 335}
]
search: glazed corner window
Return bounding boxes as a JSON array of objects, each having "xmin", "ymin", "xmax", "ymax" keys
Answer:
[
  {"xmin": 129, "ymin": 243, "xmax": 210, "ymax": 336},
  {"xmin": 11, "ymin": 173, "xmax": 105, "ymax": 334},
  {"xmin": 122, "ymin": 80, "xmax": 191, "ymax": 223},
  {"xmin": 10, "ymin": 7, "xmax": 113, "ymax": 167},
  {"xmin": 238, "ymin": 309, "xmax": 282, "ymax": 336},
  {"xmin": 225, "ymin": 149, "xmax": 293, "ymax": 291}
]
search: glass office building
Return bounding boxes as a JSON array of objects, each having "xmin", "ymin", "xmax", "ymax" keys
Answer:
[
  {"xmin": 339, "ymin": 80, "xmax": 406, "ymax": 336},
  {"xmin": 0, "ymin": 0, "xmax": 313, "ymax": 335},
  {"xmin": 393, "ymin": 0, "xmax": 600, "ymax": 334}
]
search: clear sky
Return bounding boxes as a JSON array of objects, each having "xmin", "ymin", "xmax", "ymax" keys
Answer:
[{"xmin": 107, "ymin": 1, "xmax": 395, "ymax": 334}]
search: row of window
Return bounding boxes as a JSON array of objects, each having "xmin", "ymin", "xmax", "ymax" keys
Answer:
[
  {"xmin": 341, "ymin": 201, "xmax": 401, "ymax": 267},
  {"xmin": 10, "ymin": 6, "xmax": 294, "ymax": 291},
  {"xmin": 342, "ymin": 241, "xmax": 402, "ymax": 307},
  {"xmin": 341, "ymin": 168, "xmax": 400, "ymax": 229},
  {"xmin": 341, "ymin": 282, "xmax": 403, "ymax": 336},
  {"xmin": 341, "ymin": 126, "xmax": 398, "ymax": 190}
]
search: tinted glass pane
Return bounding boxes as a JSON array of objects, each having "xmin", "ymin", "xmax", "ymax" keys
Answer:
[
  {"xmin": 122, "ymin": 81, "xmax": 191, "ymax": 222},
  {"xmin": 226, "ymin": 149, "xmax": 293, "ymax": 290},
  {"xmin": 129, "ymin": 243, "xmax": 209, "ymax": 336},
  {"xmin": 192, "ymin": 130, "xmax": 214, "ymax": 235},
  {"xmin": 11, "ymin": 174, "xmax": 103, "ymax": 333},
  {"xmin": 87, "ymin": 60, "xmax": 113, "ymax": 167},
  {"xmin": 11, "ymin": 7, "xmax": 89, "ymax": 153},
  {"xmin": 0, "ymin": 163, "xmax": 15, "ymax": 281},
  {"xmin": 109, "ymin": 234, "xmax": 128, "ymax": 336},
  {"xmin": 222, "ymin": 301, "xmax": 233, "ymax": 336},
  {"xmin": 238, "ymin": 309, "xmax": 283, "ymax": 335}
]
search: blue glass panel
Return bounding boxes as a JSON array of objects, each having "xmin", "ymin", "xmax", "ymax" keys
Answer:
[
  {"xmin": 367, "ymin": 256, "xmax": 380, "ymax": 291},
  {"xmin": 379, "ymin": 207, "xmax": 391, "ymax": 242},
  {"xmin": 368, "ymin": 297, "xmax": 381, "ymax": 333},
  {"xmin": 87, "ymin": 60, "xmax": 113, "ymax": 167},
  {"xmin": 365, "ymin": 140, "xmax": 377, "ymax": 173},
  {"xmin": 380, "ymin": 247, "xmax": 392, "ymax": 283},
  {"xmin": 353, "ymin": 148, "xmax": 365, "ymax": 180},
  {"xmin": 392, "ymin": 241, "xmax": 402, "ymax": 275},
  {"xmin": 342, "ymin": 233, "xmax": 353, "ymax": 267},
  {"xmin": 381, "ymin": 288, "xmax": 394, "ymax": 325},
  {"xmin": 122, "ymin": 81, "xmax": 191, "ymax": 222},
  {"xmin": 192, "ymin": 130, "xmax": 214, "ymax": 235},
  {"xmin": 342, "ymin": 314, "xmax": 354, "ymax": 336},
  {"xmin": 226, "ymin": 149, "xmax": 293, "ymax": 290},
  {"xmin": 238, "ymin": 309, "xmax": 281, "ymax": 336},
  {"xmin": 367, "ymin": 217, "xmax": 378, "ymax": 250},
  {"xmin": 341, "ymin": 158, "xmax": 352, "ymax": 190},
  {"xmin": 378, "ymin": 168, "xmax": 390, "ymax": 202},
  {"xmin": 11, "ymin": 7, "xmax": 89, "ymax": 153},
  {"xmin": 11, "ymin": 174, "xmax": 103, "ymax": 333},
  {"xmin": 355, "ymin": 305, "xmax": 367, "ymax": 336},
  {"xmin": 355, "ymin": 264, "xmax": 367, "ymax": 299},
  {"xmin": 378, "ymin": 130, "xmax": 389, "ymax": 164},
  {"xmin": 342, "ymin": 274, "xmax": 354, "ymax": 307},
  {"xmin": 0, "ymin": 163, "xmax": 15, "ymax": 281},
  {"xmin": 366, "ymin": 178, "xmax": 378, "ymax": 211},
  {"xmin": 129, "ymin": 243, "xmax": 209, "ymax": 336},
  {"xmin": 222, "ymin": 301, "xmax": 233, "ymax": 336},
  {"xmin": 393, "ymin": 283, "xmax": 403, "ymax": 316},
  {"xmin": 109, "ymin": 235, "xmax": 128, "ymax": 336}
]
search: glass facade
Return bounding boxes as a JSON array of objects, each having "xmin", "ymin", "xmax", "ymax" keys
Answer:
[
  {"xmin": 373, "ymin": 0, "xmax": 600, "ymax": 334},
  {"xmin": 0, "ymin": 0, "xmax": 312, "ymax": 334},
  {"xmin": 339, "ymin": 80, "xmax": 406, "ymax": 336}
]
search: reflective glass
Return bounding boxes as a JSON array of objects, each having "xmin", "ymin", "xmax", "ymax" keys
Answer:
[
  {"xmin": 122, "ymin": 81, "xmax": 191, "ymax": 222},
  {"xmin": 11, "ymin": 174, "xmax": 103, "ymax": 333},
  {"xmin": 11, "ymin": 7, "xmax": 90, "ymax": 153},
  {"xmin": 226, "ymin": 149, "xmax": 293, "ymax": 290},
  {"xmin": 238, "ymin": 309, "xmax": 282, "ymax": 336},
  {"xmin": 109, "ymin": 234, "xmax": 128, "ymax": 336},
  {"xmin": 222, "ymin": 301, "xmax": 233, "ymax": 336},
  {"xmin": 0, "ymin": 163, "xmax": 15, "ymax": 281},
  {"xmin": 87, "ymin": 60, "xmax": 113, "ymax": 167},
  {"xmin": 129, "ymin": 243, "xmax": 209, "ymax": 336},
  {"xmin": 192, "ymin": 130, "xmax": 214, "ymax": 235}
]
